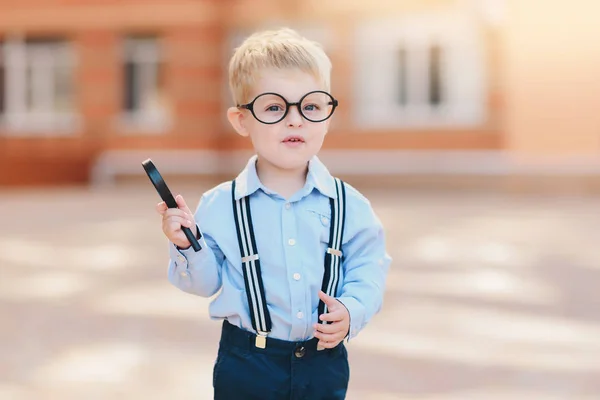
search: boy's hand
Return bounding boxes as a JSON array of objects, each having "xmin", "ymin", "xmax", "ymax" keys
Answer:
[
  {"xmin": 313, "ymin": 291, "xmax": 350, "ymax": 349},
  {"xmin": 156, "ymin": 194, "xmax": 198, "ymax": 249}
]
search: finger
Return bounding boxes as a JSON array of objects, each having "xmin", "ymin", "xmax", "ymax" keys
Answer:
[
  {"xmin": 173, "ymin": 232, "xmax": 190, "ymax": 246},
  {"xmin": 165, "ymin": 217, "xmax": 192, "ymax": 233},
  {"xmin": 318, "ymin": 290, "xmax": 340, "ymax": 308},
  {"xmin": 175, "ymin": 194, "xmax": 192, "ymax": 214},
  {"xmin": 178, "ymin": 216, "xmax": 194, "ymax": 228},
  {"xmin": 317, "ymin": 339, "xmax": 341, "ymax": 349},
  {"xmin": 314, "ymin": 331, "xmax": 344, "ymax": 343},
  {"xmin": 314, "ymin": 322, "xmax": 343, "ymax": 334},
  {"xmin": 164, "ymin": 215, "xmax": 192, "ymax": 227},
  {"xmin": 156, "ymin": 202, "xmax": 167, "ymax": 214},
  {"xmin": 170, "ymin": 214, "xmax": 193, "ymax": 225},
  {"xmin": 318, "ymin": 309, "xmax": 346, "ymax": 323},
  {"xmin": 163, "ymin": 208, "xmax": 191, "ymax": 220}
]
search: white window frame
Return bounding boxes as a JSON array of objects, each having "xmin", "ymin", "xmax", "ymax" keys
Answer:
[
  {"xmin": 354, "ymin": 9, "xmax": 487, "ymax": 129},
  {"xmin": 0, "ymin": 38, "xmax": 79, "ymax": 135},
  {"xmin": 118, "ymin": 37, "xmax": 170, "ymax": 134}
]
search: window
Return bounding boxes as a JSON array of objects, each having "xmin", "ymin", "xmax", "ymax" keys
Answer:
[
  {"xmin": 397, "ymin": 46, "xmax": 408, "ymax": 106},
  {"xmin": 428, "ymin": 44, "xmax": 443, "ymax": 106},
  {"xmin": 120, "ymin": 37, "xmax": 169, "ymax": 132},
  {"xmin": 396, "ymin": 43, "xmax": 443, "ymax": 108},
  {"xmin": 0, "ymin": 38, "xmax": 77, "ymax": 134},
  {"xmin": 354, "ymin": 10, "xmax": 487, "ymax": 128},
  {"xmin": 0, "ymin": 50, "xmax": 5, "ymax": 115},
  {"xmin": 396, "ymin": 43, "xmax": 443, "ymax": 107}
]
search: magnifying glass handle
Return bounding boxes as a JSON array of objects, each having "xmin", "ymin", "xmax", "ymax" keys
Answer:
[
  {"xmin": 142, "ymin": 159, "xmax": 201, "ymax": 252},
  {"xmin": 180, "ymin": 223, "xmax": 202, "ymax": 252},
  {"xmin": 156, "ymin": 184, "xmax": 201, "ymax": 251}
]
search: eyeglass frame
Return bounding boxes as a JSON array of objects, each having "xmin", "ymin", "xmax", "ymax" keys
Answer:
[{"xmin": 237, "ymin": 90, "xmax": 339, "ymax": 125}]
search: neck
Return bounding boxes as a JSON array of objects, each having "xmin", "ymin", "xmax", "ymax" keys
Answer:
[{"xmin": 256, "ymin": 157, "xmax": 308, "ymax": 199}]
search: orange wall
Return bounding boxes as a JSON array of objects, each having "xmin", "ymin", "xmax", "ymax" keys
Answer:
[
  {"xmin": 0, "ymin": 1, "xmax": 218, "ymax": 32},
  {"xmin": 223, "ymin": 0, "xmax": 503, "ymax": 151},
  {"xmin": 504, "ymin": 0, "xmax": 600, "ymax": 158},
  {"xmin": 0, "ymin": 0, "xmax": 225, "ymax": 185},
  {"xmin": 0, "ymin": 0, "xmax": 503, "ymax": 185}
]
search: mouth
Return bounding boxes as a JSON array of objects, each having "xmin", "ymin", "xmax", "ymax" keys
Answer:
[{"xmin": 282, "ymin": 136, "xmax": 305, "ymax": 143}]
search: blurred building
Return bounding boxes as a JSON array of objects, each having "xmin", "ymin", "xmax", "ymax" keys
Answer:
[{"xmin": 0, "ymin": 0, "xmax": 599, "ymax": 188}]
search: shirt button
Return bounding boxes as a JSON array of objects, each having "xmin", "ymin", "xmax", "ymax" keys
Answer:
[
  {"xmin": 296, "ymin": 311, "xmax": 304, "ymax": 319},
  {"xmin": 288, "ymin": 239, "xmax": 296, "ymax": 246},
  {"xmin": 321, "ymin": 217, "xmax": 328, "ymax": 224},
  {"xmin": 179, "ymin": 271, "xmax": 188, "ymax": 278},
  {"xmin": 293, "ymin": 273, "xmax": 301, "ymax": 281},
  {"xmin": 177, "ymin": 255, "xmax": 185, "ymax": 263},
  {"xmin": 285, "ymin": 203, "xmax": 291, "ymax": 210}
]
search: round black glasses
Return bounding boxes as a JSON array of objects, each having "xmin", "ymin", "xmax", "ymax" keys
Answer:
[{"xmin": 237, "ymin": 91, "xmax": 338, "ymax": 124}]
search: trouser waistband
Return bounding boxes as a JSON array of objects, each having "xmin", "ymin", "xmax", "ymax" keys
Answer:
[{"xmin": 219, "ymin": 320, "xmax": 343, "ymax": 359}]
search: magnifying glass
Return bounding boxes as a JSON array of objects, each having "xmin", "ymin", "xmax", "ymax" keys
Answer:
[{"xmin": 142, "ymin": 158, "xmax": 201, "ymax": 252}]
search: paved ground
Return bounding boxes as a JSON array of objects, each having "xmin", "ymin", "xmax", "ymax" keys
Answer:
[{"xmin": 0, "ymin": 180, "xmax": 599, "ymax": 399}]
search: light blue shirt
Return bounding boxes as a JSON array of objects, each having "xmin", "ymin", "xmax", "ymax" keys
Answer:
[{"xmin": 168, "ymin": 155, "xmax": 392, "ymax": 341}]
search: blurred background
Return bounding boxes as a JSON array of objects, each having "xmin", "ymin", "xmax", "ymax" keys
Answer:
[{"xmin": 0, "ymin": 0, "xmax": 599, "ymax": 399}]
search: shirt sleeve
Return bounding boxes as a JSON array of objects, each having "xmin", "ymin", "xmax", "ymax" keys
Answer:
[
  {"xmin": 336, "ymin": 192, "xmax": 392, "ymax": 341},
  {"xmin": 167, "ymin": 193, "xmax": 225, "ymax": 297}
]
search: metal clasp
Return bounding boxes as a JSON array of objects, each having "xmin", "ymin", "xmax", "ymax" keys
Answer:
[
  {"xmin": 242, "ymin": 254, "xmax": 259, "ymax": 263},
  {"xmin": 255, "ymin": 331, "xmax": 267, "ymax": 349},
  {"xmin": 327, "ymin": 248, "xmax": 342, "ymax": 257}
]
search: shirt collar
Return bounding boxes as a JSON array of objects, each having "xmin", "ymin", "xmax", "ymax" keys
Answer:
[
  {"xmin": 233, "ymin": 155, "xmax": 338, "ymax": 200},
  {"xmin": 233, "ymin": 155, "xmax": 262, "ymax": 200},
  {"xmin": 306, "ymin": 156, "xmax": 338, "ymax": 199}
]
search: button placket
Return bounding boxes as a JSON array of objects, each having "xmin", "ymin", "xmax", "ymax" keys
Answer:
[{"xmin": 282, "ymin": 199, "xmax": 304, "ymax": 340}]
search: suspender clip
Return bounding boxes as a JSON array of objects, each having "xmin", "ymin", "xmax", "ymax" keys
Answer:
[
  {"xmin": 242, "ymin": 254, "xmax": 259, "ymax": 263},
  {"xmin": 327, "ymin": 248, "xmax": 343, "ymax": 257},
  {"xmin": 255, "ymin": 331, "xmax": 267, "ymax": 349}
]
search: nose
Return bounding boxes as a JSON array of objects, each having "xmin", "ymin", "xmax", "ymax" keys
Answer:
[{"xmin": 286, "ymin": 104, "xmax": 303, "ymax": 127}]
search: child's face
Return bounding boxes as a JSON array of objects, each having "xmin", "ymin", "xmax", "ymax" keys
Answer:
[{"xmin": 228, "ymin": 68, "xmax": 332, "ymax": 173}]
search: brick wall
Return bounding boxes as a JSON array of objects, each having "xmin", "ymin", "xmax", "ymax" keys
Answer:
[{"xmin": 0, "ymin": 0, "xmax": 503, "ymax": 185}]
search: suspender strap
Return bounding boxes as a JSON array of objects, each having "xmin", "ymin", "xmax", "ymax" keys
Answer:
[
  {"xmin": 231, "ymin": 177, "xmax": 346, "ymax": 340},
  {"xmin": 231, "ymin": 180, "xmax": 272, "ymax": 336},
  {"xmin": 318, "ymin": 177, "xmax": 346, "ymax": 321}
]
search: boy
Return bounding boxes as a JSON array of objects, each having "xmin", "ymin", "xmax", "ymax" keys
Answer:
[{"xmin": 156, "ymin": 28, "xmax": 391, "ymax": 399}]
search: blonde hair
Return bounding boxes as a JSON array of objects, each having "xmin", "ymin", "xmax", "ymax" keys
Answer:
[{"xmin": 228, "ymin": 28, "xmax": 332, "ymax": 105}]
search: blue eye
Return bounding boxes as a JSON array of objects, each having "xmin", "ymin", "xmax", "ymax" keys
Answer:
[
  {"xmin": 266, "ymin": 105, "xmax": 283, "ymax": 112},
  {"xmin": 303, "ymin": 104, "xmax": 319, "ymax": 111}
]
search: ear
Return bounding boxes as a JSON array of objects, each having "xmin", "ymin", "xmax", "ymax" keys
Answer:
[{"xmin": 227, "ymin": 107, "xmax": 250, "ymax": 138}]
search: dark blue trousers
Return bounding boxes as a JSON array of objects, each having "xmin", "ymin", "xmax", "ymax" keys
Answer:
[{"xmin": 213, "ymin": 320, "xmax": 350, "ymax": 400}]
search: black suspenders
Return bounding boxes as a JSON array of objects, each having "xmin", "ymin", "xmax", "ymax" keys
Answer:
[
  {"xmin": 232, "ymin": 180, "xmax": 272, "ymax": 348},
  {"xmin": 318, "ymin": 177, "xmax": 346, "ymax": 321},
  {"xmin": 231, "ymin": 178, "xmax": 346, "ymax": 348}
]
